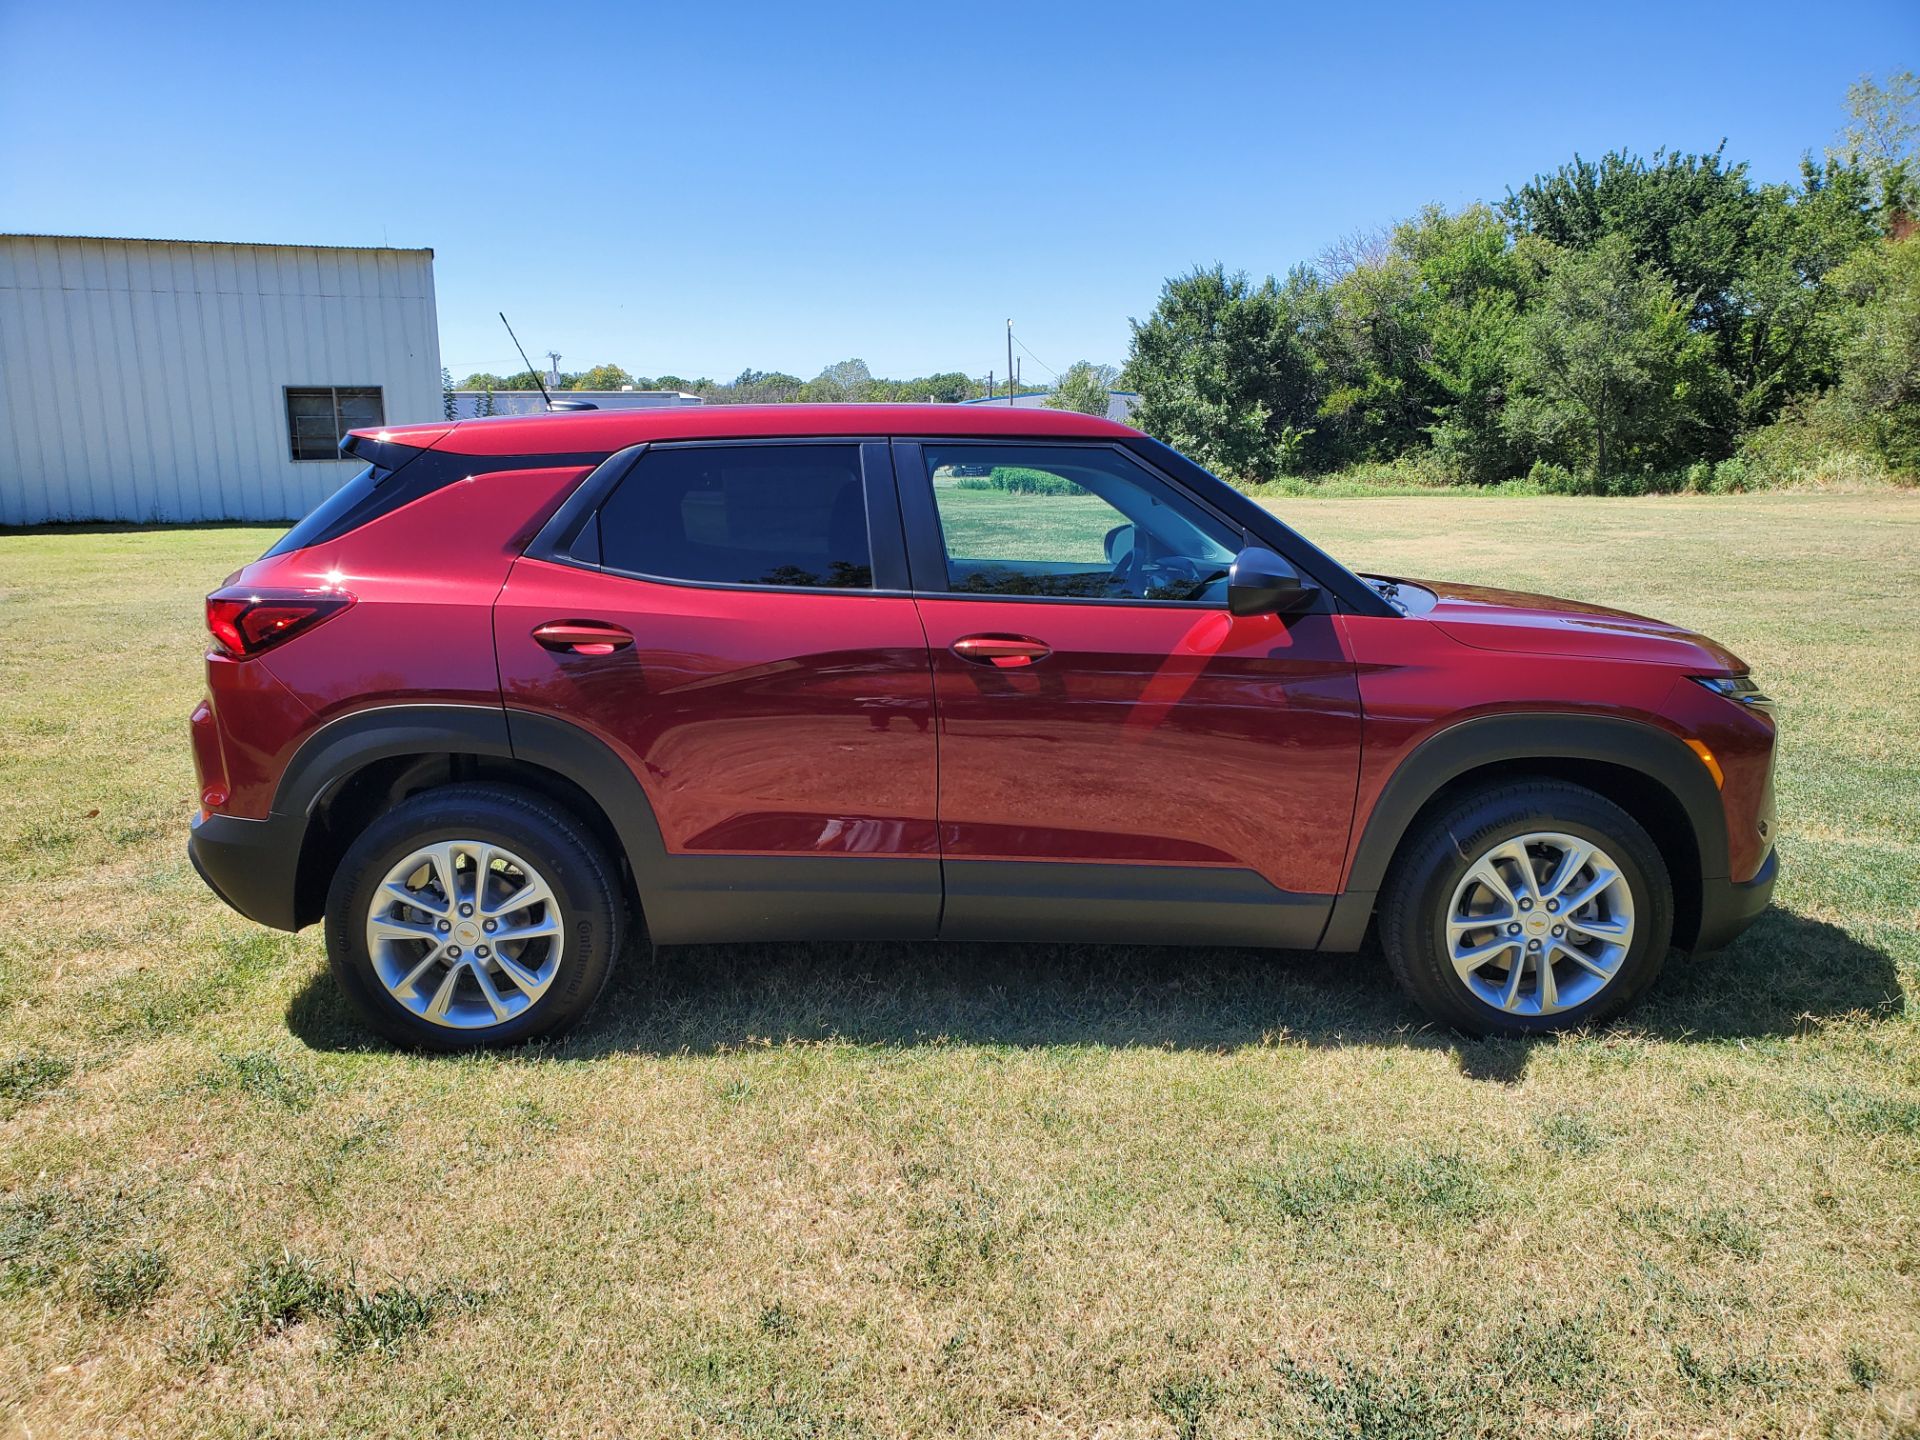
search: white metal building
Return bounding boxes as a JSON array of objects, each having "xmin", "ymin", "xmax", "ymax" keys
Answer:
[{"xmin": 0, "ymin": 234, "xmax": 442, "ymax": 525}]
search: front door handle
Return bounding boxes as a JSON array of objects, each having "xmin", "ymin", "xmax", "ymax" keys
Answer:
[
  {"xmin": 951, "ymin": 634, "xmax": 1051, "ymax": 669},
  {"xmin": 532, "ymin": 620, "xmax": 634, "ymax": 656}
]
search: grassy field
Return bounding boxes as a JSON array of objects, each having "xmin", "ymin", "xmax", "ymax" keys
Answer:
[{"xmin": 1, "ymin": 495, "xmax": 1916, "ymax": 1438}]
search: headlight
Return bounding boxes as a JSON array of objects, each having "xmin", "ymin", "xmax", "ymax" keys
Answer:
[{"xmin": 1692, "ymin": 673, "xmax": 1775, "ymax": 716}]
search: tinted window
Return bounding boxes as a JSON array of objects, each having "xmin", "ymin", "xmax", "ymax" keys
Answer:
[
  {"xmin": 599, "ymin": 445, "xmax": 872, "ymax": 589},
  {"xmin": 261, "ymin": 464, "xmax": 383, "ymax": 557},
  {"xmin": 923, "ymin": 445, "xmax": 1236, "ymax": 602},
  {"xmin": 263, "ymin": 443, "xmax": 613, "ymax": 559}
]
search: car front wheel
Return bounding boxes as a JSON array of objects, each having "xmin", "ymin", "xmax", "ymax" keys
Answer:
[
  {"xmin": 324, "ymin": 784, "xmax": 624, "ymax": 1050},
  {"xmin": 1379, "ymin": 779, "xmax": 1673, "ymax": 1036}
]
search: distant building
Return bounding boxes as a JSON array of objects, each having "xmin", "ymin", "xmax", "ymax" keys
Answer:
[
  {"xmin": 961, "ymin": 389, "xmax": 1141, "ymax": 424},
  {"xmin": 0, "ymin": 234, "xmax": 442, "ymax": 525},
  {"xmin": 449, "ymin": 388, "xmax": 704, "ymax": 419}
]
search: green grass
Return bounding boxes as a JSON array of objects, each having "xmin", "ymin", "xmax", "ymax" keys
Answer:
[
  {"xmin": 932, "ymin": 478, "xmax": 1120, "ymax": 562},
  {"xmin": 0, "ymin": 495, "xmax": 1917, "ymax": 1436}
]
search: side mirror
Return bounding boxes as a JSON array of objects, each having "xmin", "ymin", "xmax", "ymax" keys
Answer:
[{"xmin": 1228, "ymin": 544, "xmax": 1319, "ymax": 617}]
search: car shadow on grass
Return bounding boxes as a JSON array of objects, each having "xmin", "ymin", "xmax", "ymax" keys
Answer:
[{"xmin": 284, "ymin": 906, "xmax": 1902, "ymax": 1084}]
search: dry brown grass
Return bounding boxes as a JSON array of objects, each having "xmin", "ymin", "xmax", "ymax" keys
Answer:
[{"xmin": 0, "ymin": 495, "xmax": 1916, "ymax": 1438}]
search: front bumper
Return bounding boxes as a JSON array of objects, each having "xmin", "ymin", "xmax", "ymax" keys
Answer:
[
  {"xmin": 187, "ymin": 809, "xmax": 306, "ymax": 932},
  {"xmin": 1692, "ymin": 846, "xmax": 1778, "ymax": 953}
]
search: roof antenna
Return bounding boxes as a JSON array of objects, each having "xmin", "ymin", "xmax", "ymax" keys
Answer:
[{"xmin": 499, "ymin": 311, "xmax": 553, "ymax": 412}]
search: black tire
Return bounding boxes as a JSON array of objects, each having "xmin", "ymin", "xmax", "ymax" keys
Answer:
[
  {"xmin": 1378, "ymin": 779, "xmax": 1673, "ymax": 1037},
  {"xmin": 324, "ymin": 784, "xmax": 624, "ymax": 1051}
]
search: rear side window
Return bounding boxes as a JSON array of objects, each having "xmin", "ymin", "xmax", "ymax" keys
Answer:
[
  {"xmin": 261, "ymin": 464, "xmax": 385, "ymax": 557},
  {"xmin": 262, "ymin": 441, "xmax": 612, "ymax": 558},
  {"xmin": 598, "ymin": 444, "xmax": 872, "ymax": 589}
]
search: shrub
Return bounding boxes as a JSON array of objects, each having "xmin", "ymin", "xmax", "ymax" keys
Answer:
[
  {"xmin": 952, "ymin": 466, "xmax": 1082, "ymax": 496},
  {"xmin": 1710, "ymin": 457, "xmax": 1754, "ymax": 493},
  {"xmin": 1526, "ymin": 460, "xmax": 1586, "ymax": 494}
]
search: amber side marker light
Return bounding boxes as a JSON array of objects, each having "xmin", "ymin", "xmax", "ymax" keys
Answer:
[{"xmin": 1684, "ymin": 738, "xmax": 1725, "ymax": 789}]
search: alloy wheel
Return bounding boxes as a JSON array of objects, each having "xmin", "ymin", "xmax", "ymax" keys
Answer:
[
  {"xmin": 1445, "ymin": 831, "xmax": 1635, "ymax": 1017},
  {"xmin": 364, "ymin": 839, "xmax": 564, "ymax": 1029}
]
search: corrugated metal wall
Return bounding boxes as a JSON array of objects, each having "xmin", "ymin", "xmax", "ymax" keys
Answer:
[{"xmin": 0, "ymin": 235, "xmax": 441, "ymax": 524}]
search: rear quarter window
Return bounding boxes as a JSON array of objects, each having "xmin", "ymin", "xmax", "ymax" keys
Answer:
[
  {"xmin": 261, "ymin": 441, "xmax": 615, "ymax": 559},
  {"xmin": 261, "ymin": 465, "xmax": 384, "ymax": 558}
]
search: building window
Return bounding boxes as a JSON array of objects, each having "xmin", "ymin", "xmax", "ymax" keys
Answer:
[{"xmin": 285, "ymin": 386, "xmax": 385, "ymax": 461}]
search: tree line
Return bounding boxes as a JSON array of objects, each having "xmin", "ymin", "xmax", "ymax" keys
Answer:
[
  {"xmin": 454, "ymin": 358, "xmax": 1123, "ymax": 416},
  {"xmin": 460, "ymin": 359, "xmax": 985, "ymax": 405},
  {"xmin": 1123, "ymin": 73, "xmax": 1918, "ymax": 491},
  {"xmin": 454, "ymin": 75, "xmax": 1914, "ymax": 488}
]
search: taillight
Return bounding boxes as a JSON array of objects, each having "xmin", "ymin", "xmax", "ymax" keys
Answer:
[{"xmin": 205, "ymin": 587, "xmax": 354, "ymax": 657}]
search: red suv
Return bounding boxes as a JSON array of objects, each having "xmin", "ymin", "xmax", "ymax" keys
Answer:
[{"xmin": 188, "ymin": 405, "xmax": 1776, "ymax": 1048}]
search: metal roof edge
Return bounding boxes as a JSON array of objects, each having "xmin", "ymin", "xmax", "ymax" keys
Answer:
[{"xmin": 0, "ymin": 232, "xmax": 435, "ymax": 256}]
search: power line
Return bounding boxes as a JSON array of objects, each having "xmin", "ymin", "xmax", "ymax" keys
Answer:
[{"xmin": 1009, "ymin": 330, "xmax": 1060, "ymax": 382}]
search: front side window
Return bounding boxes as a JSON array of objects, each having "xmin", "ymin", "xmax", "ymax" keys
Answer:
[
  {"xmin": 286, "ymin": 386, "xmax": 385, "ymax": 461},
  {"xmin": 599, "ymin": 443, "xmax": 872, "ymax": 589},
  {"xmin": 922, "ymin": 444, "xmax": 1236, "ymax": 602}
]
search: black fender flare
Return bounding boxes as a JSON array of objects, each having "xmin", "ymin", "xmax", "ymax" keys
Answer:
[
  {"xmin": 270, "ymin": 703, "xmax": 673, "ymax": 926},
  {"xmin": 273, "ymin": 703, "xmax": 515, "ymax": 819},
  {"xmin": 1320, "ymin": 712, "xmax": 1728, "ymax": 951},
  {"xmin": 274, "ymin": 705, "xmax": 668, "ymax": 871},
  {"xmin": 500, "ymin": 708, "xmax": 671, "ymax": 881}
]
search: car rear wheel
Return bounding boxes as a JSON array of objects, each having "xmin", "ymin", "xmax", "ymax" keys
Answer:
[
  {"xmin": 1378, "ymin": 779, "xmax": 1673, "ymax": 1036},
  {"xmin": 325, "ymin": 784, "xmax": 624, "ymax": 1050}
]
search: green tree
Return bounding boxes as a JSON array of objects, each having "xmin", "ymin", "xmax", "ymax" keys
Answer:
[
  {"xmin": 1723, "ymin": 161, "xmax": 1879, "ymax": 424},
  {"xmin": 716, "ymin": 369, "xmax": 804, "ymax": 403},
  {"xmin": 1303, "ymin": 204, "xmax": 1531, "ymax": 477},
  {"xmin": 572, "ymin": 363, "xmax": 633, "ymax": 391},
  {"xmin": 1502, "ymin": 147, "xmax": 1758, "ymax": 337},
  {"xmin": 1502, "ymin": 145, "xmax": 1878, "ymax": 442},
  {"xmin": 1503, "ymin": 236, "xmax": 1713, "ymax": 477},
  {"xmin": 1303, "ymin": 240, "xmax": 1424, "ymax": 461},
  {"xmin": 441, "ymin": 367, "xmax": 456, "ymax": 422},
  {"xmin": 1814, "ymin": 235, "xmax": 1920, "ymax": 473},
  {"xmin": 813, "ymin": 359, "xmax": 874, "ymax": 400},
  {"xmin": 909, "ymin": 371, "xmax": 981, "ymax": 403},
  {"xmin": 1125, "ymin": 265, "xmax": 1321, "ymax": 480},
  {"xmin": 1045, "ymin": 361, "xmax": 1118, "ymax": 416},
  {"xmin": 1405, "ymin": 206, "xmax": 1532, "ymax": 481},
  {"xmin": 1828, "ymin": 70, "xmax": 1918, "ymax": 217}
]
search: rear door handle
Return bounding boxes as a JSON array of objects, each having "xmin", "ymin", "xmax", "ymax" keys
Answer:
[
  {"xmin": 532, "ymin": 620, "xmax": 634, "ymax": 656},
  {"xmin": 951, "ymin": 634, "xmax": 1051, "ymax": 669}
]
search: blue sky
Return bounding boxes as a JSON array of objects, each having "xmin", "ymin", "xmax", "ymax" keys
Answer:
[{"xmin": 2, "ymin": 1, "xmax": 1912, "ymax": 385}]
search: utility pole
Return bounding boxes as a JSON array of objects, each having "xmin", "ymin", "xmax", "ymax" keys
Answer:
[
  {"xmin": 1006, "ymin": 319, "xmax": 1015, "ymax": 405},
  {"xmin": 544, "ymin": 351, "xmax": 563, "ymax": 388}
]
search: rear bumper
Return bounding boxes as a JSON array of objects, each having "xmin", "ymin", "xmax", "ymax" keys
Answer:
[
  {"xmin": 1692, "ymin": 846, "xmax": 1777, "ymax": 953},
  {"xmin": 187, "ymin": 810, "xmax": 306, "ymax": 932}
]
